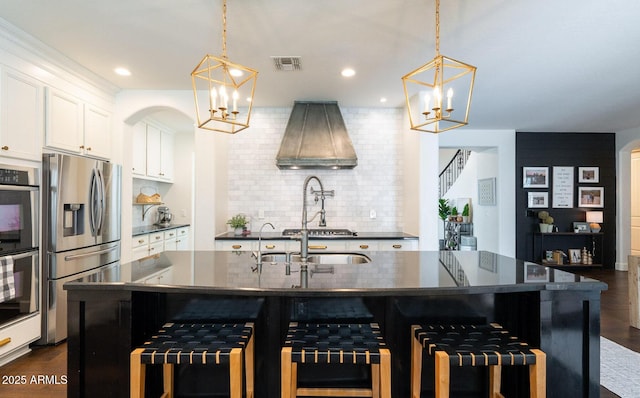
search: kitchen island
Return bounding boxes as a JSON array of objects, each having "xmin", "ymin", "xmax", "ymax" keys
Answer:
[{"xmin": 65, "ymin": 250, "xmax": 606, "ymax": 397}]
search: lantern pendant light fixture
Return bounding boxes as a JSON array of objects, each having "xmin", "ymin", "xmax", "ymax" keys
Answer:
[
  {"xmin": 402, "ymin": 0, "xmax": 476, "ymax": 133},
  {"xmin": 191, "ymin": 0, "xmax": 258, "ymax": 134}
]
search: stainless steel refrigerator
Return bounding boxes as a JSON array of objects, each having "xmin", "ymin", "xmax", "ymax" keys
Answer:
[{"xmin": 40, "ymin": 153, "xmax": 121, "ymax": 344}]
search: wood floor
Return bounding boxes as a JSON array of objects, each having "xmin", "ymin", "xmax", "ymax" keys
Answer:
[{"xmin": 0, "ymin": 269, "xmax": 637, "ymax": 397}]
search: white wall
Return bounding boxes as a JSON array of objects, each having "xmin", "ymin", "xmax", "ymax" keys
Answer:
[
  {"xmin": 226, "ymin": 107, "xmax": 405, "ymax": 233},
  {"xmin": 616, "ymin": 127, "xmax": 640, "ymax": 268},
  {"xmin": 439, "ymin": 130, "xmax": 516, "ymax": 256}
]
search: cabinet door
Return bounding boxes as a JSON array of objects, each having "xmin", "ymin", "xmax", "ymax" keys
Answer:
[
  {"xmin": 159, "ymin": 130, "xmax": 174, "ymax": 181},
  {"xmin": 83, "ymin": 103, "xmax": 111, "ymax": 159},
  {"xmin": 0, "ymin": 67, "xmax": 43, "ymax": 161},
  {"xmin": 146, "ymin": 124, "xmax": 162, "ymax": 179},
  {"xmin": 176, "ymin": 227, "xmax": 190, "ymax": 250},
  {"xmin": 45, "ymin": 87, "xmax": 83, "ymax": 154},
  {"xmin": 131, "ymin": 121, "xmax": 147, "ymax": 176},
  {"xmin": 131, "ymin": 245, "xmax": 149, "ymax": 261}
]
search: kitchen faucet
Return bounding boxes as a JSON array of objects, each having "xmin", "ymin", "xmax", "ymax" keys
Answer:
[
  {"xmin": 253, "ymin": 222, "xmax": 275, "ymax": 273},
  {"xmin": 299, "ymin": 176, "xmax": 334, "ymax": 262}
]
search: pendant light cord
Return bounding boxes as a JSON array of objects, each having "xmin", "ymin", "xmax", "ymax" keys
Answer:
[
  {"xmin": 435, "ymin": 0, "xmax": 440, "ymax": 55},
  {"xmin": 221, "ymin": 0, "xmax": 227, "ymax": 59}
]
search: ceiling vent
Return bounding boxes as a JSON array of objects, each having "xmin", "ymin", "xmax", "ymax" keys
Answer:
[{"xmin": 271, "ymin": 56, "xmax": 302, "ymax": 71}]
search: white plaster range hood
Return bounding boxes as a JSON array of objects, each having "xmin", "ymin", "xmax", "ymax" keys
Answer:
[{"xmin": 276, "ymin": 101, "xmax": 357, "ymax": 169}]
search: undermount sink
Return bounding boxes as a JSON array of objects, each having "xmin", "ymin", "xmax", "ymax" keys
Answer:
[{"xmin": 260, "ymin": 252, "xmax": 371, "ymax": 265}]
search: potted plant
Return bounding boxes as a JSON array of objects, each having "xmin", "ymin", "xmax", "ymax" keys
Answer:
[
  {"xmin": 462, "ymin": 203, "xmax": 470, "ymax": 223},
  {"xmin": 537, "ymin": 211, "xmax": 554, "ymax": 233},
  {"xmin": 450, "ymin": 206, "xmax": 459, "ymax": 222},
  {"xmin": 438, "ymin": 199, "xmax": 451, "ymax": 249},
  {"xmin": 227, "ymin": 214, "xmax": 248, "ymax": 235}
]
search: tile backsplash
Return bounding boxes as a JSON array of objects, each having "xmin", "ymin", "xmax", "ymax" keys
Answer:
[{"xmin": 227, "ymin": 107, "xmax": 404, "ymax": 233}]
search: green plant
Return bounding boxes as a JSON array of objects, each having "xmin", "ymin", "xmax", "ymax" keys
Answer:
[
  {"xmin": 462, "ymin": 203, "xmax": 470, "ymax": 217},
  {"xmin": 227, "ymin": 214, "xmax": 248, "ymax": 229},
  {"xmin": 450, "ymin": 207, "xmax": 458, "ymax": 216},
  {"xmin": 438, "ymin": 199, "xmax": 451, "ymax": 221}
]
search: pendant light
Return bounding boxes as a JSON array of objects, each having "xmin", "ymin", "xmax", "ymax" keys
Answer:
[
  {"xmin": 402, "ymin": 0, "xmax": 476, "ymax": 133},
  {"xmin": 191, "ymin": 0, "xmax": 258, "ymax": 134}
]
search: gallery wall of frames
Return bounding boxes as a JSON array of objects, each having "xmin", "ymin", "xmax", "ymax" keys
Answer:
[{"xmin": 515, "ymin": 132, "xmax": 616, "ymax": 268}]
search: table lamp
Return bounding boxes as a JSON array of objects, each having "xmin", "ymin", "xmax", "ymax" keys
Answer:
[{"xmin": 586, "ymin": 211, "xmax": 603, "ymax": 232}]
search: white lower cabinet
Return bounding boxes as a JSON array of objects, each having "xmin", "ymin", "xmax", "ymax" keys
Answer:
[
  {"xmin": 215, "ymin": 238, "xmax": 418, "ymax": 253},
  {"xmin": 0, "ymin": 314, "xmax": 41, "ymax": 367},
  {"xmin": 131, "ymin": 226, "xmax": 190, "ymax": 260},
  {"xmin": 141, "ymin": 267, "xmax": 173, "ymax": 285}
]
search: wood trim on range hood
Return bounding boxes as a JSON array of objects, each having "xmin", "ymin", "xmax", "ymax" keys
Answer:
[{"xmin": 276, "ymin": 101, "xmax": 357, "ymax": 169}]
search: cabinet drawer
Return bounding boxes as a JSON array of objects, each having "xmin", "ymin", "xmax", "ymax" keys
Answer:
[
  {"xmin": 379, "ymin": 240, "xmax": 417, "ymax": 251},
  {"xmin": 164, "ymin": 229, "xmax": 178, "ymax": 240},
  {"xmin": 149, "ymin": 232, "xmax": 164, "ymax": 243},
  {"xmin": 346, "ymin": 241, "xmax": 379, "ymax": 251},
  {"xmin": 131, "ymin": 245, "xmax": 149, "ymax": 261},
  {"xmin": 0, "ymin": 315, "xmax": 40, "ymax": 364},
  {"xmin": 148, "ymin": 241, "xmax": 164, "ymax": 255},
  {"xmin": 132, "ymin": 235, "xmax": 149, "ymax": 248},
  {"xmin": 217, "ymin": 240, "xmax": 254, "ymax": 251}
]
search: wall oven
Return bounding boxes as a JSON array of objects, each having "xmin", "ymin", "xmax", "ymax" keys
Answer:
[{"xmin": 0, "ymin": 163, "xmax": 39, "ymax": 328}]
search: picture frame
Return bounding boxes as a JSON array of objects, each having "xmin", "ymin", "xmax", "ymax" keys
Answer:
[
  {"xmin": 568, "ymin": 249, "xmax": 581, "ymax": 264},
  {"xmin": 578, "ymin": 167, "xmax": 599, "ymax": 183},
  {"xmin": 523, "ymin": 167, "xmax": 549, "ymax": 188},
  {"xmin": 525, "ymin": 262, "xmax": 550, "ymax": 283},
  {"xmin": 578, "ymin": 187, "xmax": 604, "ymax": 208},
  {"xmin": 478, "ymin": 177, "xmax": 496, "ymax": 206},
  {"xmin": 572, "ymin": 221, "xmax": 590, "ymax": 233},
  {"xmin": 527, "ymin": 192, "xmax": 548, "ymax": 208}
]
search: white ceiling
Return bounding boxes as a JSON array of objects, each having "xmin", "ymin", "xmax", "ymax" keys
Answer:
[{"xmin": 1, "ymin": 0, "xmax": 640, "ymax": 132}]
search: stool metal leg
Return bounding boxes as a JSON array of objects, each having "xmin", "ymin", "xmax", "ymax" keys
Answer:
[
  {"xmin": 530, "ymin": 349, "xmax": 546, "ymax": 398},
  {"xmin": 434, "ymin": 351, "xmax": 450, "ymax": 398},
  {"xmin": 130, "ymin": 348, "xmax": 145, "ymax": 398}
]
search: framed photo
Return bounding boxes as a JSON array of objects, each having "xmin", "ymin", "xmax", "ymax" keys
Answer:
[
  {"xmin": 527, "ymin": 192, "xmax": 548, "ymax": 208},
  {"xmin": 478, "ymin": 178, "xmax": 496, "ymax": 206},
  {"xmin": 578, "ymin": 167, "xmax": 599, "ymax": 183},
  {"xmin": 525, "ymin": 262, "xmax": 550, "ymax": 283},
  {"xmin": 578, "ymin": 187, "xmax": 604, "ymax": 208},
  {"xmin": 572, "ymin": 221, "xmax": 590, "ymax": 233},
  {"xmin": 523, "ymin": 167, "xmax": 549, "ymax": 188},
  {"xmin": 568, "ymin": 249, "xmax": 582, "ymax": 264}
]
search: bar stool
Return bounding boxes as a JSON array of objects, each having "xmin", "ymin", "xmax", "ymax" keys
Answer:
[
  {"xmin": 411, "ymin": 323, "xmax": 546, "ymax": 398},
  {"xmin": 130, "ymin": 322, "xmax": 255, "ymax": 398},
  {"xmin": 281, "ymin": 322, "xmax": 391, "ymax": 398}
]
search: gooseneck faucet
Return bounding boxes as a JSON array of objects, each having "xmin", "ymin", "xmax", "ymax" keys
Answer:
[
  {"xmin": 300, "ymin": 176, "xmax": 334, "ymax": 262},
  {"xmin": 254, "ymin": 222, "xmax": 275, "ymax": 272}
]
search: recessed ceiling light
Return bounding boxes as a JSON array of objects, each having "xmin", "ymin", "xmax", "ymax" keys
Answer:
[
  {"xmin": 230, "ymin": 69, "xmax": 244, "ymax": 77},
  {"xmin": 380, "ymin": 97, "xmax": 387, "ymax": 103},
  {"xmin": 114, "ymin": 67, "xmax": 131, "ymax": 76},
  {"xmin": 341, "ymin": 68, "xmax": 356, "ymax": 78}
]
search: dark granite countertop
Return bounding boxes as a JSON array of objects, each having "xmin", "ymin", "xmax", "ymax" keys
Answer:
[
  {"xmin": 65, "ymin": 250, "xmax": 606, "ymax": 296},
  {"xmin": 215, "ymin": 231, "xmax": 418, "ymax": 240},
  {"xmin": 132, "ymin": 223, "xmax": 190, "ymax": 236}
]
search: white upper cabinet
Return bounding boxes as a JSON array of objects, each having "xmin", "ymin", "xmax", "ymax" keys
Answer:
[
  {"xmin": 45, "ymin": 87, "xmax": 112, "ymax": 159},
  {"xmin": 0, "ymin": 66, "xmax": 44, "ymax": 161},
  {"xmin": 131, "ymin": 121, "xmax": 147, "ymax": 177},
  {"xmin": 145, "ymin": 124, "xmax": 174, "ymax": 182}
]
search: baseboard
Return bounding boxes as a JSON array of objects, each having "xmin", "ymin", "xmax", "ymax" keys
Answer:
[{"xmin": 615, "ymin": 262, "xmax": 629, "ymax": 271}]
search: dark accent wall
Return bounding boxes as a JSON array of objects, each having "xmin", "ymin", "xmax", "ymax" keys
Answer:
[{"xmin": 515, "ymin": 132, "xmax": 616, "ymax": 268}]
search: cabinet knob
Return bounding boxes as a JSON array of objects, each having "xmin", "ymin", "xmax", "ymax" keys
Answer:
[
  {"xmin": 86, "ymin": 147, "xmax": 92, "ymax": 151},
  {"xmin": 1, "ymin": 145, "xmax": 9, "ymax": 150},
  {"xmin": 79, "ymin": 145, "xmax": 85, "ymax": 149}
]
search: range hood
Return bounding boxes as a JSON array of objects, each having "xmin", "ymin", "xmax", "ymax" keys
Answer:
[{"xmin": 276, "ymin": 101, "xmax": 357, "ymax": 169}]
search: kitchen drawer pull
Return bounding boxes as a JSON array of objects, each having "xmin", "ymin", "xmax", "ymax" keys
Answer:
[
  {"xmin": 138, "ymin": 239, "xmax": 145, "ymax": 244},
  {"xmin": 0, "ymin": 337, "xmax": 11, "ymax": 347},
  {"xmin": 1, "ymin": 145, "xmax": 8, "ymax": 150},
  {"xmin": 392, "ymin": 244, "xmax": 402, "ymax": 249},
  {"xmin": 168, "ymin": 233, "xmax": 175, "ymax": 237},
  {"xmin": 232, "ymin": 244, "xmax": 242, "ymax": 250},
  {"xmin": 308, "ymin": 245, "xmax": 327, "ymax": 250},
  {"xmin": 265, "ymin": 244, "xmax": 275, "ymax": 249},
  {"xmin": 359, "ymin": 244, "xmax": 369, "ymax": 249},
  {"xmin": 155, "ymin": 236, "xmax": 162, "ymax": 240}
]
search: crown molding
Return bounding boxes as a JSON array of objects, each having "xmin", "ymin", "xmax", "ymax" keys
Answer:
[{"xmin": 0, "ymin": 17, "xmax": 120, "ymax": 98}]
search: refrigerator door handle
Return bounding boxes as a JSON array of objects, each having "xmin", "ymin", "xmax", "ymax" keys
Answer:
[
  {"xmin": 63, "ymin": 245, "xmax": 118, "ymax": 261},
  {"xmin": 89, "ymin": 168, "xmax": 105, "ymax": 236}
]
